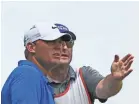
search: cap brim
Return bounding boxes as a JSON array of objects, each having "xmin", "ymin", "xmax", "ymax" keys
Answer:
[
  {"xmin": 40, "ymin": 31, "xmax": 76, "ymax": 41},
  {"xmin": 65, "ymin": 31, "xmax": 76, "ymax": 40}
]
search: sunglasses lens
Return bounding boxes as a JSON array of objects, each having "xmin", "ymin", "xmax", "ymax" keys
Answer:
[{"xmin": 66, "ymin": 41, "xmax": 74, "ymax": 48}]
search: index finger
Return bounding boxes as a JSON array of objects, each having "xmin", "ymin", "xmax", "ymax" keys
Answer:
[{"xmin": 121, "ymin": 54, "xmax": 132, "ymax": 62}]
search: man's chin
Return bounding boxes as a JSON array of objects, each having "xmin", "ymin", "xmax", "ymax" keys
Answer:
[
  {"xmin": 53, "ymin": 60, "xmax": 70, "ymax": 65},
  {"xmin": 58, "ymin": 61, "xmax": 69, "ymax": 65}
]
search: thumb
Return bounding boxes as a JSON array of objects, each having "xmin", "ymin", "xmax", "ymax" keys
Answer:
[{"xmin": 114, "ymin": 55, "xmax": 119, "ymax": 62}]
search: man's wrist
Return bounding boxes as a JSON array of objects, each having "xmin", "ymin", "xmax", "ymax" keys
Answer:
[{"xmin": 110, "ymin": 74, "xmax": 123, "ymax": 93}]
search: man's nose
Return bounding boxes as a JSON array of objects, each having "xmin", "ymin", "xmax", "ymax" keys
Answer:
[{"xmin": 61, "ymin": 41, "xmax": 68, "ymax": 49}]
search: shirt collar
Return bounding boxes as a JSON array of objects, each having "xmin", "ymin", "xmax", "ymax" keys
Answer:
[
  {"xmin": 69, "ymin": 66, "xmax": 76, "ymax": 80},
  {"xmin": 18, "ymin": 60, "xmax": 39, "ymax": 69},
  {"xmin": 47, "ymin": 66, "xmax": 76, "ymax": 83}
]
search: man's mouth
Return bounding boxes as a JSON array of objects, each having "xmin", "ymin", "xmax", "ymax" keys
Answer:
[
  {"xmin": 53, "ymin": 53, "xmax": 69, "ymax": 58},
  {"xmin": 61, "ymin": 54, "xmax": 69, "ymax": 57}
]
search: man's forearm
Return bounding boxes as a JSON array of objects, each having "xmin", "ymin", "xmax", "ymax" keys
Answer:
[{"xmin": 96, "ymin": 74, "xmax": 123, "ymax": 99}]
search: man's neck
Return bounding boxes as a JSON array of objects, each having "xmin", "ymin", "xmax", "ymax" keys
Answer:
[
  {"xmin": 48, "ymin": 65, "xmax": 69, "ymax": 83},
  {"xmin": 30, "ymin": 57, "xmax": 69, "ymax": 83}
]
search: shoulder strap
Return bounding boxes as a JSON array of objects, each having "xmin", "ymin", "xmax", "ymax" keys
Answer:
[{"xmin": 78, "ymin": 68, "xmax": 94, "ymax": 104}]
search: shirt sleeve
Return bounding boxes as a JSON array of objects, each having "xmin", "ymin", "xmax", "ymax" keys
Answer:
[
  {"xmin": 10, "ymin": 66, "xmax": 43, "ymax": 104},
  {"xmin": 81, "ymin": 66, "xmax": 107, "ymax": 103}
]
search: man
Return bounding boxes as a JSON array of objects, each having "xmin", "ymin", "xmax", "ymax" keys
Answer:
[{"xmin": 1, "ymin": 22, "xmax": 134, "ymax": 104}]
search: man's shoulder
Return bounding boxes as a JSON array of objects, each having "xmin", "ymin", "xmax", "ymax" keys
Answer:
[
  {"xmin": 71, "ymin": 66, "xmax": 97, "ymax": 73},
  {"xmin": 12, "ymin": 65, "xmax": 39, "ymax": 75},
  {"xmin": 70, "ymin": 65, "xmax": 99, "ymax": 78},
  {"xmin": 80, "ymin": 66, "xmax": 103, "ymax": 77},
  {"xmin": 7, "ymin": 63, "xmax": 43, "ymax": 83},
  {"xmin": 12, "ymin": 60, "xmax": 41, "ymax": 75},
  {"xmin": 2, "ymin": 63, "xmax": 43, "ymax": 91},
  {"xmin": 80, "ymin": 66, "xmax": 96, "ymax": 71},
  {"xmin": 71, "ymin": 66, "xmax": 103, "ymax": 80}
]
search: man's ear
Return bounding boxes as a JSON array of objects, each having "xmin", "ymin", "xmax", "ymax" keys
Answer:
[{"xmin": 26, "ymin": 42, "xmax": 36, "ymax": 53}]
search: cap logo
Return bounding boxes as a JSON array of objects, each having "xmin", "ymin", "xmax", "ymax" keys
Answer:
[
  {"xmin": 53, "ymin": 23, "xmax": 69, "ymax": 33},
  {"xmin": 52, "ymin": 26, "xmax": 57, "ymax": 29}
]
